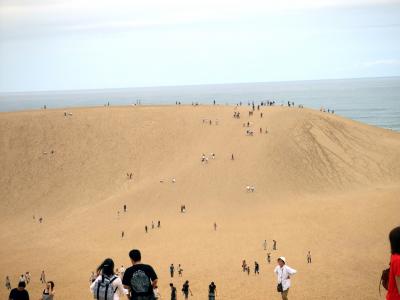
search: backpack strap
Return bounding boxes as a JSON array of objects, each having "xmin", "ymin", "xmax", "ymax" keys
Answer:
[
  {"xmin": 110, "ymin": 275, "xmax": 118, "ymax": 294},
  {"xmin": 96, "ymin": 277, "xmax": 101, "ymax": 300},
  {"xmin": 104, "ymin": 282, "xmax": 109, "ymax": 300}
]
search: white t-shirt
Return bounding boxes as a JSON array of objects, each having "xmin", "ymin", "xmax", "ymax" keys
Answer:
[
  {"xmin": 90, "ymin": 275, "xmax": 128, "ymax": 300},
  {"xmin": 274, "ymin": 265, "xmax": 297, "ymax": 291}
]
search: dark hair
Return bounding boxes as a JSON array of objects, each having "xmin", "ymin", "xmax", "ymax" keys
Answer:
[
  {"xmin": 47, "ymin": 281, "xmax": 55, "ymax": 290},
  {"xmin": 129, "ymin": 249, "xmax": 141, "ymax": 262},
  {"xmin": 97, "ymin": 258, "xmax": 115, "ymax": 276},
  {"xmin": 389, "ymin": 226, "xmax": 400, "ymax": 254},
  {"xmin": 18, "ymin": 281, "xmax": 26, "ymax": 288}
]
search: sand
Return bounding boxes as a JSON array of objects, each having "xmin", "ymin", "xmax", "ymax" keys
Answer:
[{"xmin": 0, "ymin": 105, "xmax": 399, "ymax": 300}]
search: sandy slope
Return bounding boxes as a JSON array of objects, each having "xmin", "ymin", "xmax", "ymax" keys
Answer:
[{"xmin": 0, "ymin": 105, "xmax": 399, "ymax": 300}]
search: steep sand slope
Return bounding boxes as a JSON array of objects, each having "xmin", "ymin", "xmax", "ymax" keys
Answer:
[{"xmin": 0, "ymin": 105, "xmax": 399, "ymax": 300}]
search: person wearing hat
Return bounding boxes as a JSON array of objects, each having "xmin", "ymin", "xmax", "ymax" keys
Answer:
[{"xmin": 274, "ymin": 256, "xmax": 297, "ymax": 300}]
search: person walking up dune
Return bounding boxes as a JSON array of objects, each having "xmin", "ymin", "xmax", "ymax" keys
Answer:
[
  {"xmin": 170, "ymin": 283, "xmax": 177, "ymax": 300},
  {"xmin": 122, "ymin": 249, "xmax": 158, "ymax": 300},
  {"xmin": 386, "ymin": 226, "xmax": 400, "ymax": 300},
  {"xmin": 9, "ymin": 281, "xmax": 29, "ymax": 300},
  {"xmin": 40, "ymin": 281, "xmax": 55, "ymax": 300},
  {"xmin": 307, "ymin": 251, "xmax": 312, "ymax": 264},
  {"xmin": 170, "ymin": 264, "xmax": 175, "ymax": 278},
  {"xmin": 274, "ymin": 257, "xmax": 297, "ymax": 300},
  {"xmin": 90, "ymin": 258, "xmax": 125, "ymax": 300},
  {"xmin": 182, "ymin": 280, "xmax": 193, "ymax": 299},
  {"xmin": 208, "ymin": 282, "xmax": 217, "ymax": 300},
  {"xmin": 40, "ymin": 271, "xmax": 46, "ymax": 284},
  {"xmin": 5, "ymin": 276, "xmax": 11, "ymax": 290}
]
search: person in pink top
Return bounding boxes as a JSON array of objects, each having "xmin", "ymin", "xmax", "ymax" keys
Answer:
[{"xmin": 387, "ymin": 226, "xmax": 400, "ymax": 300}]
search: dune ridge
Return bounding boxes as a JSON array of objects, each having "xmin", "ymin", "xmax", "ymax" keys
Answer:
[{"xmin": 0, "ymin": 105, "xmax": 399, "ymax": 300}]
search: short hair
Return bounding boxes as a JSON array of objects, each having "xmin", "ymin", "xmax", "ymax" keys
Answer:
[
  {"xmin": 389, "ymin": 226, "xmax": 400, "ymax": 254},
  {"xmin": 129, "ymin": 249, "xmax": 141, "ymax": 262},
  {"xmin": 18, "ymin": 281, "xmax": 26, "ymax": 288}
]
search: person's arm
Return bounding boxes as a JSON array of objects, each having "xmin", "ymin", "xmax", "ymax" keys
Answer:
[
  {"xmin": 286, "ymin": 266, "xmax": 297, "ymax": 275},
  {"xmin": 114, "ymin": 278, "xmax": 125, "ymax": 296},
  {"xmin": 189, "ymin": 288, "xmax": 193, "ymax": 295},
  {"xmin": 90, "ymin": 276, "xmax": 101, "ymax": 293}
]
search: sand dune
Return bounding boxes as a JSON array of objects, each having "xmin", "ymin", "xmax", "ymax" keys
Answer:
[{"xmin": 0, "ymin": 105, "xmax": 399, "ymax": 300}]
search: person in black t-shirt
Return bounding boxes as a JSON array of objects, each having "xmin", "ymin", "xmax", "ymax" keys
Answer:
[
  {"xmin": 182, "ymin": 281, "xmax": 193, "ymax": 299},
  {"xmin": 208, "ymin": 282, "xmax": 217, "ymax": 300},
  {"xmin": 169, "ymin": 283, "xmax": 177, "ymax": 300},
  {"xmin": 122, "ymin": 249, "xmax": 158, "ymax": 300},
  {"xmin": 9, "ymin": 281, "xmax": 29, "ymax": 300}
]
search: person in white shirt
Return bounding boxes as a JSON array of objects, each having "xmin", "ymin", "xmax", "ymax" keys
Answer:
[
  {"xmin": 90, "ymin": 258, "xmax": 127, "ymax": 300},
  {"xmin": 274, "ymin": 256, "xmax": 297, "ymax": 300}
]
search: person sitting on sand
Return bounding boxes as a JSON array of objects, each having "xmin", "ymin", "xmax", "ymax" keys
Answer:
[
  {"xmin": 274, "ymin": 257, "xmax": 297, "ymax": 300},
  {"xmin": 9, "ymin": 281, "xmax": 29, "ymax": 300},
  {"xmin": 40, "ymin": 281, "xmax": 55, "ymax": 300},
  {"xmin": 91, "ymin": 258, "xmax": 125, "ymax": 300}
]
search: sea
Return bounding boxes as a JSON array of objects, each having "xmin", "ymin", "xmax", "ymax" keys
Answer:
[{"xmin": 0, "ymin": 76, "xmax": 399, "ymax": 131}]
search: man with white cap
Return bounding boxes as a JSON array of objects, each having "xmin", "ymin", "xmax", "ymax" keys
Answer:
[{"xmin": 274, "ymin": 256, "xmax": 297, "ymax": 300}]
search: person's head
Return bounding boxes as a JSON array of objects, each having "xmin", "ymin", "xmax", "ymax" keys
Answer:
[
  {"xmin": 277, "ymin": 257, "xmax": 286, "ymax": 267},
  {"xmin": 129, "ymin": 249, "xmax": 141, "ymax": 263},
  {"xmin": 17, "ymin": 281, "xmax": 26, "ymax": 290},
  {"xmin": 170, "ymin": 283, "xmax": 173, "ymax": 287},
  {"xmin": 389, "ymin": 226, "xmax": 400, "ymax": 254},
  {"xmin": 46, "ymin": 281, "xmax": 55, "ymax": 291},
  {"xmin": 97, "ymin": 258, "xmax": 115, "ymax": 276},
  {"xmin": 211, "ymin": 281, "xmax": 215, "ymax": 285}
]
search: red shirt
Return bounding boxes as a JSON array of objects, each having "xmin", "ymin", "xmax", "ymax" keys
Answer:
[{"xmin": 387, "ymin": 254, "xmax": 400, "ymax": 300}]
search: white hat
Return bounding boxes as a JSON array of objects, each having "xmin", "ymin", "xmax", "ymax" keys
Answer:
[{"xmin": 278, "ymin": 256, "xmax": 286, "ymax": 263}]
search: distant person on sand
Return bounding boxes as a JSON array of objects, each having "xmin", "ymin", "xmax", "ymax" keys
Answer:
[
  {"xmin": 5, "ymin": 276, "xmax": 11, "ymax": 290},
  {"xmin": 263, "ymin": 240, "xmax": 267, "ymax": 250},
  {"xmin": 40, "ymin": 271, "xmax": 46, "ymax": 284},
  {"xmin": 267, "ymin": 253, "xmax": 271, "ymax": 264},
  {"xmin": 242, "ymin": 260, "xmax": 247, "ymax": 272},
  {"xmin": 19, "ymin": 275, "xmax": 25, "ymax": 284},
  {"xmin": 386, "ymin": 226, "xmax": 400, "ymax": 300},
  {"xmin": 120, "ymin": 265, "xmax": 125, "ymax": 278},
  {"xmin": 39, "ymin": 217, "xmax": 43, "ymax": 224},
  {"xmin": 182, "ymin": 281, "xmax": 193, "ymax": 299},
  {"xmin": 178, "ymin": 264, "xmax": 183, "ymax": 277},
  {"xmin": 121, "ymin": 231, "xmax": 125, "ymax": 239},
  {"xmin": 145, "ymin": 226, "xmax": 148, "ymax": 233},
  {"xmin": 254, "ymin": 262, "xmax": 260, "ymax": 275},
  {"xmin": 25, "ymin": 273, "xmax": 30, "ymax": 284},
  {"xmin": 170, "ymin": 283, "xmax": 177, "ymax": 300},
  {"xmin": 152, "ymin": 221, "xmax": 155, "ymax": 229},
  {"xmin": 170, "ymin": 264, "xmax": 175, "ymax": 278},
  {"xmin": 40, "ymin": 281, "xmax": 55, "ymax": 300},
  {"xmin": 307, "ymin": 251, "xmax": 312, "ymax": 264},
  {"xmin": 122, "ymin": 249, "xmax": 158, "ymax": 300},
  {"xmin": 124, "ymin": 205, "xmax": 127, "ymax": 213},
  {"xmin": 90, "ymin": 258, "xmax": 125, "ymax": 300},
  {"xmin": 273, "ymin": 240, "xmax": 277, "ymax": 250},
  {"xmin": 157, "ymin": 220, "xmax": 161, "ymax": 228},
  {"xmin": 214, "ymin": 222, "xmax": 217, "ymax": 231},
  {"xmin": 9, "ymin": 281, "xmax": 29, "ymax": 300},
  {"xmin": 208, "ymin": 282, "xmax": 217, "ymax": 300},
  {"xmin": 231, "ymin": 154, "xmax": 234, "ymax": 160},
  {"xmin": 246, "ymin": 266, "xmax": 250, "ymax": 275},
  {"xmin": 274, "ymin": 257, "xmax": 297, "ymax": 300}
]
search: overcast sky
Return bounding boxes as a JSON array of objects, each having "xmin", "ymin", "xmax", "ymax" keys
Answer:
[{"xmin": 0, "ymin": 0, "xmax": 400, "ymax": 92}]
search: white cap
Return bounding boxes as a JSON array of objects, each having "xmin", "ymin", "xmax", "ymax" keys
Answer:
[{"xmin": 278, "ymin": 256, "xmax": 286, "ymax": 263}]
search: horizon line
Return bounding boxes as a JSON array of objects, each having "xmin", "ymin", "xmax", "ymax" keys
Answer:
[{"xmin": 1, "ymin": 75, "xmax": 399, "ymax": 95}]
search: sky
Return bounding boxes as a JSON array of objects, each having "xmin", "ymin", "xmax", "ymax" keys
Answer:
[{"xmin": 0, "ymin": 0, "xmax": 400, "ymax": 92}]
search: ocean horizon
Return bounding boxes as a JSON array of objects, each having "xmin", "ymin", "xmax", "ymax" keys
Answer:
[{"xmin": 1, "ymin": 76, "xmax": 399, "ymax": 131}]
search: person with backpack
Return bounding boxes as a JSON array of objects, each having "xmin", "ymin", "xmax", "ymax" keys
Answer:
[
  {"xmin": 40, "ymin": 281, "xmax": 55, "ymax": 300},
  {"xmin": 274, "ymin": 257, "xmax": 297, "ymax": 300},
  {"xmin": 122, "ymin": 249, "xmax": 158, "ymax": 300},
  {"xmin": 387, "ymin": 226, "xmax": 400, "ymax": 300},
  {"xmin": 182, "ymin": 280, "xmax": 193, "ymax": 299},
  {"xmin": 90, "ymin": 258, "xmax": 125, "ymax": 300},
  {"xmin": 9, "ymin": 281, "xmax": 29, "ymax": 300},
  {"xmin": 208, "ymin": 282, "xmax": 217, "ymax": 300},
  {"xmin": 6, "ymin": 276, "xmax": 12, "ymax": 290}
]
